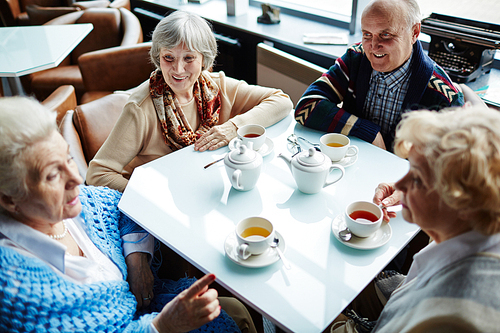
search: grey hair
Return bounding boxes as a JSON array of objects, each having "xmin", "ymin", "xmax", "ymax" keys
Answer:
[
  {"xmin": 402, "ymin": 0, "xmax": 422, "ymax": 30},
  {"xmin": 0, "ymin": 96, "xmax": 57, "ymax": 202},
  {"xmin": 150, "ymin": 11, "xmax": 218, "ymax": 71},
  {"xmin": 362, "ymin": 0, "xmax": 422, "ymax": 32}
]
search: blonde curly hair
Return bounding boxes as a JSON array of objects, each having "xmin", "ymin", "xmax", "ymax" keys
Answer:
[{"xmin": 394, "ymin": 106, "xmax": 500, "ymax": 235}]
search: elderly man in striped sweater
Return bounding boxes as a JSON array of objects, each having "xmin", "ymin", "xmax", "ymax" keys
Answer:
[{"xmin": 295, "ymin": 0, "xmax": 463, "ymax": 151}]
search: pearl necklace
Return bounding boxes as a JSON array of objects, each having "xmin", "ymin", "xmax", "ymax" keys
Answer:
[{"xmin": 49, "ymin": 220, "xmax": 68, "ymax": 240}]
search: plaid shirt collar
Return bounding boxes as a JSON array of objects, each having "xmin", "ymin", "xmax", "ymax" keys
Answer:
[{"xmin": 371, "ymin": 52, "xmax": 413, "ymax": 92}]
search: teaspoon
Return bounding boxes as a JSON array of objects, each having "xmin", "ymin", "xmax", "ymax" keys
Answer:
[
  {"xmin": 338, "ymin": 227, "xmax": 352, "ymax": 242},
  {"xmin": 298, "ymin": 137, "xmax": 321, "ymax": 151},
  {"xmin": 271, "ymin": 237, "xmax": 291, "ymax": 269}
]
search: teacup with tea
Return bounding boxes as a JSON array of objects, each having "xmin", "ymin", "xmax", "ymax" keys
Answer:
[
  {"xmin": 345, "ymin": 201, "xmax": 383, "ymax": 238},
  {"xmin": 320, "ymin": 133, "xmax": 358, "ymax": 162},
  {"xmin": 235, "ymin": 217, "xmax": 274, "ymax": 260},
  {"xmin": 236, "ymin": 124, "xmax": 266, "ymax": 151}
]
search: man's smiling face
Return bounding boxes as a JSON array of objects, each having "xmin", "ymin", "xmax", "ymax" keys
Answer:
[{"xmin": 361, "ymin": 1, "xmax": 419, "ymax": 73}]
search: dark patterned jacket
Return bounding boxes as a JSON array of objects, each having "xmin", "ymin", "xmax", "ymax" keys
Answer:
[{"xmin": 295, "ymin": 41, "xmax": 464, "ymax": 150}]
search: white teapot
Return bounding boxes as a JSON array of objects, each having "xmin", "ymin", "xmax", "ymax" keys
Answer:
[
  {"xmin": 224, "ymin": 142, "xmax": 263, "ymax": 191},
  {"xmin": 278, "ymin": 147, "xmax": 345, "ymax": 194}
]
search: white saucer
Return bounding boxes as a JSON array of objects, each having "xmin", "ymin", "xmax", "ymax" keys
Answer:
[
  {"xmin": 228, "ymin": 137, "xmax": 274, "ymax": 157},
  {"xmin": 331, "ymin": 214, "xmax": 392, "ymax": 250},
  {"xmin": 225, "ymin": 231, "xmax": 285, "ymax": 268},
  {"xmin": 332, "ymin": 154, "xmax": 358, "ymax": 168}
]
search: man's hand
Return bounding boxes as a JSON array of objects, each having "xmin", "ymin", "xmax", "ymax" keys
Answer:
[
  {"xmin": 126, "ymin": 252, "xmax": 154, "ymax": 309},
  {"xmin": 373, "ymin": 182, "xmax": 402, "ymax": 222},
  {"xmin": 372, "ymin": 132, "xmax": 387, "ymax": 150},
  {"xmin": 152, "ymin": 273, "xmax": 221, "ymax": 333},
  {"xmin": 194, "ymin": 122, "xmax": 238, "ymax": 152}
]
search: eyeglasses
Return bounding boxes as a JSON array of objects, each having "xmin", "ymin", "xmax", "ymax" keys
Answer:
[{"xmin": 287, "ymin": 134, "xmax": 302, "ymax": 156}]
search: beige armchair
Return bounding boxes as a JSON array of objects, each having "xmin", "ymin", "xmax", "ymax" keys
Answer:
[{"xmin": 28, "ymin": 7, "xmax": 142, "ymax": 102}]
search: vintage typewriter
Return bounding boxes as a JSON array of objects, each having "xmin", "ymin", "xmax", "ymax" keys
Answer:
[{"xmin": 421, "ymin": 13, "xmax": 500, "ymax": 83}]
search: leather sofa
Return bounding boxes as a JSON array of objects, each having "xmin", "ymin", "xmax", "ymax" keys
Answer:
[
  {"xmin": 79, "ymin": 41, "xmax": 154, "ymax": 103},
  {"xmin": 28, "ymin": 7, "xmax": 142, "ymax": 102},
  {"xmin": 42, "ymin": 84, "xmax": 77, "ymax": 125},
  {"xmin": 0, "ymin": 0, "xmax": 130, "ymax": 26},
  {"xmin": 0, "ymin": 0, "xmax": 72, "ymax": 26},
  {"xmin": 26, "ymin": 0, "xmax": 130, "ymax": 25},
  {"xmin": 60, "ymin": 91, "xmax": 129, "ymax": 179}
]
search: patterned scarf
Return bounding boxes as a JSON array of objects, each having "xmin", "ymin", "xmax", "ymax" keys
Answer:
[{"xmin": 149, "ymin": 69, "xmax": 221, "ymax": 151}]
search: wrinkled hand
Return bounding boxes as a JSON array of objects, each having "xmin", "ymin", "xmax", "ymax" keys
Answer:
[
  {"xmin": 459, "ymin": 83, "xmax": 487, "ymax": 109},
  {"xmin": 152, "ymin": 273, "xmax": 221, "ymax": 333},
  {"xmin": 372, "ymin": 132, "xmax": 387, "ymax": 150},
  {"xmin": 126, "ymin": 252, "xmax": 155, "ymax": 309},
  {"xmin": 194, "ymin": 122, "xmax": 238, "ymax": 152},
  {"xmin": 373, "ymin": 182, "xmax": 402, "ymax": 222}
]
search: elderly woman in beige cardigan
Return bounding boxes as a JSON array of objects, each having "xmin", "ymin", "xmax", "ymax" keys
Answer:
[{"xmin": 86, "ymin": 11, "xmax": 292, "ymax": 192}]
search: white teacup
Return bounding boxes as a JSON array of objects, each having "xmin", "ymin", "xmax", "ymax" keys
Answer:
[
  {"xmin": 320, "ymin": 133, "xmax": 358, "ymax": 162},
  {"xmin": 236, "ymin": 124, "xmax": 266, "ymax": 151},
  {"xmin": 235, "ymin": 217, "xmax": 274, "ymax": 260},
  {"xmin": 345, "ymin": 201, "xmax": 383, "ymax": 238}
]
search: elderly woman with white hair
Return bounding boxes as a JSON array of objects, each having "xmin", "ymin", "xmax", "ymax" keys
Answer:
[
  {"xmin": 86, "ymin": 10, "xmax": 293, "ymax": 192},
  {"xmin": 0, "ymin": 96, "xmax": 256, "ymax": 332},
  {"xmin": 332, "ymin": 105, "xmax": 500, "ymax": 332}
]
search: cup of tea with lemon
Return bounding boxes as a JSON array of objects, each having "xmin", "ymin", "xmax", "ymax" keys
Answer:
[{"xmin": 320, "ymin": 133, "xmax": 358, "ymax": 162}]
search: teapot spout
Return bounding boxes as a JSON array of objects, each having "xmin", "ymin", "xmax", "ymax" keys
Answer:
[{"xmin": 278, "ymin": 153, "xmax": 293, "ymax": 172}]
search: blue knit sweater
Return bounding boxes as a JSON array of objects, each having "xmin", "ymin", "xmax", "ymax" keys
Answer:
[
  {"xmin": 295, "ymin": 41, "xmax": 464, "ymax": 150},
  {"xmin": 0, "ymin": 185, "xmax": 240, "ymax": 333}
]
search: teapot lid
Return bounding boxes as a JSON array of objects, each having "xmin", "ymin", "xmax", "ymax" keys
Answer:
[
  {"xmin": 228, "ymin": 143, "xmax": 257, "ymax": 164},
  {"xmin": 297, "ymin": 147, "xmax": 326, "ymax": 167}
]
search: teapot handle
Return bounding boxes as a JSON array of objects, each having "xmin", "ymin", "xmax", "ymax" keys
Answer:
[
  {"xmin": 324, "ymin": 164, "xmax": 345, "ymax": 188},
  {"xmin": 231, "ymin": 169, "xmax": 244, "ymax": 190}
]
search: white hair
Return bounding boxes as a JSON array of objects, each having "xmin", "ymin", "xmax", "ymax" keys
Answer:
[
  {"xmin": 0, "ymin": 96, "xmax": 57, "ymax": 202},
  {"xmin": 362, "ymin": 0, "xmax": 422, "ymax": 32}
]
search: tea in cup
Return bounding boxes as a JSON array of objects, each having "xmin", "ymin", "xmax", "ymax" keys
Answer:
[
  {"xmin": 236, "ymin": 124, "xmax": 266, "ymax": 151},
  {"xmin": 320, "ymin": 133, "xmax": 358, "ymax": 162},
  {"xmin": 235, "ymin": 217, "xmax": 274, "ymax": 260},
  {"xmin": 345, "ymin": 201, "xmax": 382, "ymax": 238}
]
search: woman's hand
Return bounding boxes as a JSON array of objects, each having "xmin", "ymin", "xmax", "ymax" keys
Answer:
[
  {"xmin": 373, "ymin": 182, "xmax": 402, "ymax": 222},
  {"xmin": 152, "ymin": 273, "xmax": 221, "ymax": 333},
  {"xmin": 126, "ymin": 252, "xmax": 155, "ymax": 309},
  {"xmin": 194, "ymin": 122, "xmax": 237, "ymax": 152}
]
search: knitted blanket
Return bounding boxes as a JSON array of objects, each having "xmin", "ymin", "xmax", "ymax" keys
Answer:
[{"xmin": 0, "ymin": 185, "xmax": 240, "ymax": 333}]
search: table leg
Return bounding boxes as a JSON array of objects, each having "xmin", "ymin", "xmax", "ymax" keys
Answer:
[{"xmin": 1, "ymin": 77, "xmax": 26, "ymax": 96}]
